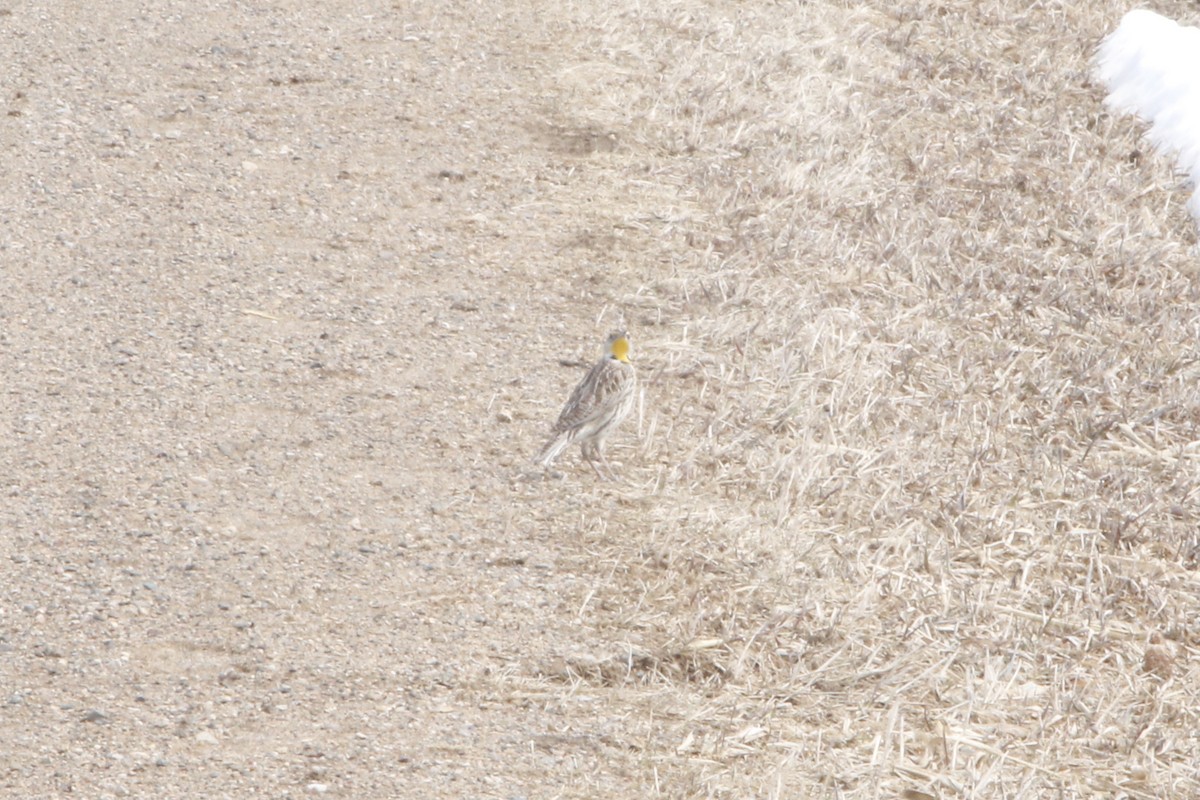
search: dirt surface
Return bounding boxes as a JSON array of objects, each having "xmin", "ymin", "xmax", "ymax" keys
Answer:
[
  {"xmin": 1, "ymin": 2, "xmax": 660, "ymax": 796},
  {"xmin": 5, "ymin": 1, "xmax": 1200, "ymax": 798}
]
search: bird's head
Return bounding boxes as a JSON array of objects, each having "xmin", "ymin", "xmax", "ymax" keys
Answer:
[{"xmin": 606, "ymin": 331, "xmax": 632, "ymax": 364}]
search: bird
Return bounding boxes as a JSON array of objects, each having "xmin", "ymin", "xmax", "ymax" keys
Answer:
[{"xmin": 536, "ymin": 331, "xmax": 636, "ymax": 479}]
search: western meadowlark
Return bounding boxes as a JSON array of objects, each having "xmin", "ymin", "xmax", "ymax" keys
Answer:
[{"xmin": 536, "ymin": 331, "xmax": 636, "ymax": 479}]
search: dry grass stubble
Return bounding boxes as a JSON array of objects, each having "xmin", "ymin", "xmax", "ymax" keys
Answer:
[
  {"xmin": 520, "ymin": 0, "xmax": 1200, "ymax": 796},
  {"xmin": 5, "ymin": 0, "xmax": 1200, "ymax": 796}
]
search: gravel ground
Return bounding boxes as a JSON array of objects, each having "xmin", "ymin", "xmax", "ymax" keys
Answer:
[
  {"xmin": 10, "ymin": 2, "xmax": 1200, "ymax": 798},
  {"xmin": 1, "ymin": 2, "xmax": 645, "ymax": 796}
]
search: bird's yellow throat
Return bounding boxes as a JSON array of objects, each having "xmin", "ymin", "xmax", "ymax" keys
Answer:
[{"xmin": 610, "ymin": 336, "xmax": 631, "ymax": 363}]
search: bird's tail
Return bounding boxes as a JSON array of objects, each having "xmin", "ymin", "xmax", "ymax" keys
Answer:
[{"xmin": 535, "ymin": 432, "xmax": 572, "ymax": 468}]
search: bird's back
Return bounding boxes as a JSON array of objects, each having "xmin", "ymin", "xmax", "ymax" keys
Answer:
[{"xmin": 553, "ymin": 356, "xmax": 635, "ymax": 436}]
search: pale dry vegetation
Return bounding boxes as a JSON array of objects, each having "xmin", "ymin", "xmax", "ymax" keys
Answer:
[
  {"xmin": 6, "ymin": 0, "xmax": 1200, "ymax": 797},
  {"xmin": 514, "ymin": 0, "xmax": 1200, "ymax": 796}
]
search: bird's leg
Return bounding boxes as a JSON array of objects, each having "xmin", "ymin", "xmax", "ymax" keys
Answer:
[
  {"xmin": 594, "ymin": 443, "xmax": 620, "ymax": 481},
  {"xmin": 581, "ymin": 441, "xmax": 610, "ymax": 480}
]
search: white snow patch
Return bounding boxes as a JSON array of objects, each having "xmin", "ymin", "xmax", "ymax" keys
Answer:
[{"xmin": 1096, "ymin": 9, "xmax": 1200, "ymax": 223}]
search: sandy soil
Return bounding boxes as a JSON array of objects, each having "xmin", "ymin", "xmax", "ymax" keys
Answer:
[
  {"xmin": 1, "ymin": 2, "xmax": 657, "ymax": 796},
  {"xmin": 4, "ymin": 0, "xmax": 1200, "ymax": 798}
]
